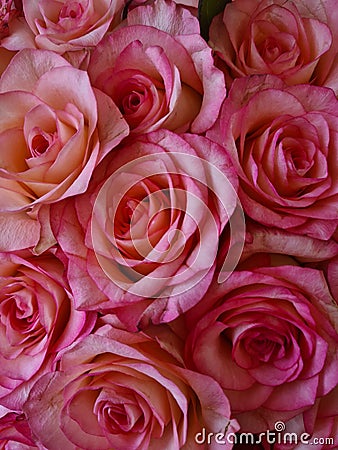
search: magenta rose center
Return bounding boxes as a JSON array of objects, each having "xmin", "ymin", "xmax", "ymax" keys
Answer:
[
  {"xmin": 29, "ymin": 129, "xmax": 55, "ymax": 157},
  {"xmin": 240, "ymin": 328, "xmax": 286, "ymax": 363},
  {"xmin": 98, "ymin": 399, "xmax": 145, "ymax": 433},
  {"xmin": 0, "ymin": 278, "xmax": 43, "ymax": 349},
  {"xmin": 97, "ymin": 67, "xmax": 165, "ymax": 131},
  {"xmin": 59, "ymin": 2, "xmax": 84, "ymax": 21},
  {"xmin": 113, "ymin": 178, "xmax": 179, "ymax": 262}
]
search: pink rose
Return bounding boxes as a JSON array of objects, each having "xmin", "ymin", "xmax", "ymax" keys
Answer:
[
  {"xmin": 208, "ymin": 75, "xmax": 338, "ymax": 240},
  {"xmin": 296, "ymin": 253, "xmax": 338, "ymax": 309},
  {"xmin": 0, "ymin": 251, "xmax": 95, "ymax": 410},
  {"xmin": 0, "ymin": 48, "xmax": 128, "ymax": 249},
  {"xmin": 88, "ymin": 0, "xmax": 226, "ymax": 134},
  {"xmin": 237, "ymin": 220, "xmax": 338, "ymax": 307},
  {"xmin": 299, "ymin": 388, "xmax": 338, "ymax": 450},
  {"xmin": 16, "ymin": 0, "xmax": 124, "ymax": 53},
  {"xmin": 0, "ymin": 409, "xmax": 37, "ymax": 449},
  {"xmin": 23, "ymin": 327, "xmax": 238, "ymax": 449},
  {"xmin": 273, "ymin": 387, "xmax": 338, "ymax": 449},
  {"xmin": 210, "ymin": 0, "xmax": 338, "ymax": 92},
  {"xmin": 240, "ymin": 220, "xmax": 338, "ymax": 265},
  {"xmin": 184, "ymin": 265, "xmax": 338, "ymax": 431},
  {"xmin": 50, "ymin": 130, "xmax": 240, "ymax": 330}
]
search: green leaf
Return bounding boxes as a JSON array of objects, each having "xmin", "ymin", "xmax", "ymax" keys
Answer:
[{"xmin": 198, "ymin": 0, "xmax": 231, "ymax": 41}]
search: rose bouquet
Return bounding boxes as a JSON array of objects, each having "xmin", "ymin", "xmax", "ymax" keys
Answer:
[{"xmin": 0, "ymin": 0, "xmax": 337, "ymax": 449}]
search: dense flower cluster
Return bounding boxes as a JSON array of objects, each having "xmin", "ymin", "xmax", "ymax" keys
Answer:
[{"xmin": 0, "ymin": 0, "xmax": 337, "ymax": 448}]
